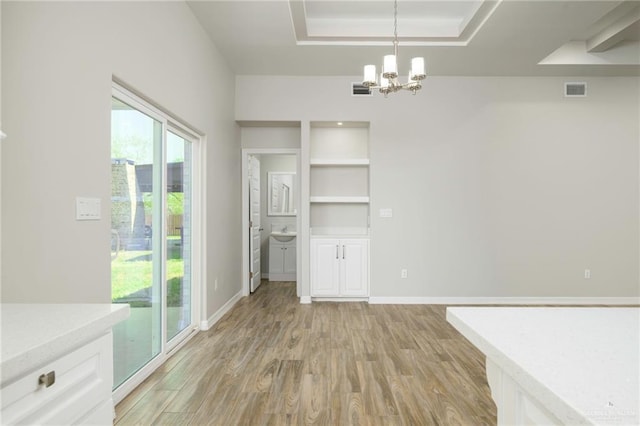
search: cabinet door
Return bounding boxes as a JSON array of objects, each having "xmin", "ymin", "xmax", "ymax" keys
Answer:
[
  {"xmin": 340, "ymin": 239, "xmax": 369, "ymax": 297},
  {"xmin": 311, "ymin": 239, "xmax": 340, "ymax": 296},
  {"xmin": 269, "ymin": 240, "xmax": 283, "ymax": 274},
  {"xmin": 283, "ymin": 242, "xmax": 296, "ymax": 275}
]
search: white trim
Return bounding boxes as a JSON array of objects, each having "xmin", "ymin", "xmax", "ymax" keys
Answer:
[
  {"xmin": 300, "ymin": 296, "xmax": 312, "ymax": 304},
  {"xmin": 111, "ymin": 81, "xmax": 204, "ymax": 404},
  {"xmin": 367, "ymin": 296, "xmax": 640, "ymax": 305},
  {"xmin": 200, "ymin": 290, "xmax": 243, "ymax": 330},
  {"xmin": 310, "ymin": 196, "xmax": 369, "ymax": 203},
  {"xmin": 311, "ymin": 297, "xmax": 369, "ymax": 302},
  {"xmin": 269, "ymin": 273, "xmax": 296, "ymax": 281},
  {"xmin": 310, "ymin": 158, "xmax": 369, "ymax": 166}
]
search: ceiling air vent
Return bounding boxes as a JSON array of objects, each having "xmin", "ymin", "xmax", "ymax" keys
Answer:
[
  {"xmin": 564, "ymin": 82, "xmax": 587, "ymax": 97},
  {"xmin": 352, "ymin": 82, "xmax": 372, "ymax": 96}
]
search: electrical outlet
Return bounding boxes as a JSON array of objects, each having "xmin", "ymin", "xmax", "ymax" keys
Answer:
[
  {"xmin": 584, "ymin": 269, "xmax": 591, "ymax": 279},
  {"xmin": 401, "ymin": 269, "xmax": 408, "ymax": 279}
]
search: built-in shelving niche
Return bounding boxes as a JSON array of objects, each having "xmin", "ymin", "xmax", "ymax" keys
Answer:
[{"xmin": 309, "ymin": 121, "xmax": 370, "ymax": 236}]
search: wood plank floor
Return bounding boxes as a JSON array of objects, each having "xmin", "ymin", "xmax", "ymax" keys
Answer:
[{"xmin": 115, "ymin": 282, "xmax": 496, "ymax": 425}]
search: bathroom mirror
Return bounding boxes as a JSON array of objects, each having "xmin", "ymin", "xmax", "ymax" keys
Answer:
[{"xmin": 268, "ymin": 172, "xmax": 296, "ymax": 216}]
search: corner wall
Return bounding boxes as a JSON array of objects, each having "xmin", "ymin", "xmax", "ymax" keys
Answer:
[
  {"xmin": 1, "ymin": 2, "xmax": 241, "ymax": 319},
  {"xmin": 236, "ymin": 75, "xmax": 640, "ymax": 299}
]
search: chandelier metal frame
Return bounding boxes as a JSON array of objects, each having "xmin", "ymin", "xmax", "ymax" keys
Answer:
[{"xmin": 362, "ymin": 0, "xmax": 426, "ymax": 96}]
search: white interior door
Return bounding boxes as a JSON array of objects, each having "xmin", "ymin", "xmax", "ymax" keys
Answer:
[{"xmin": 249, "ymin": 155, "xmax": 262, "ymax": 292}]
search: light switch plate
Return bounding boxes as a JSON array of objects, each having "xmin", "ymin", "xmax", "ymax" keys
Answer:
[
  {"xmin": 379, "ymin": 208, "xmax": 393, "ymax": 218},
  {"xmin": 76, "ymin": 197, "xmax": 101, "ymax": 220}
]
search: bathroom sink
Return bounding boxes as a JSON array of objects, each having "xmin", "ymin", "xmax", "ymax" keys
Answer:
[{"xmin": 271, "ymin": 232, "xmax": 296, "ymax": 242}]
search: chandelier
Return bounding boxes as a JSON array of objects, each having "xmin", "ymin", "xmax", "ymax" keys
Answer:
[{"xmin": 362, "ymin": 0, "xmax": 426, "ymax": 96}]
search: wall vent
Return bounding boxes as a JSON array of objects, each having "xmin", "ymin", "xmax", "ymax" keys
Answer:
[
  {"xmin": 564, "ymin": 82, "xmax": 587, "ymax": 97},
  {"xmin": 352, "ymin": 82, "xmax": 372, "ymax": 96}
]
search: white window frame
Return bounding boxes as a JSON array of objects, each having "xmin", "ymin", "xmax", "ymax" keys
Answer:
[{"xmin": 111, "ymin": 82, "xmax": 204, "ymax": 405}]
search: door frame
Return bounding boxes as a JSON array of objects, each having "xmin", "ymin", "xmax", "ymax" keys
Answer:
[
  {"xmin": 111, "ymin": 81, "xmax": 204, "ymax": 404},
  {"xmin": 241, "ymin": 148, "xmax": 301, "ymax": 297}
]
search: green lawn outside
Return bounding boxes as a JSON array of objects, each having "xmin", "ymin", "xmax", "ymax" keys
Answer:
[{"xmin": 111, "ymin": 248, "xmax": 185, "ymax": 306}]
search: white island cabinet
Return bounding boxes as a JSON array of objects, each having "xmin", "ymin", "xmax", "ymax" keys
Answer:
[
  {"xmin": 1, "ymin": 304, "xmax": 130, "ymax": 425},
  {"xmin": 447, "ymin": 307, "xmax": 639, "ymax": 426}
]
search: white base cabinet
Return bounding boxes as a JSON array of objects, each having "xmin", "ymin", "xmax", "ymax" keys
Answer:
[
  {"xmin": 269, "ymin": 236, "xmax": 296, "ymax": 281},
  {"xmin": 311, "ymin": 237, "xmax": 369, "ymax": 298},
  {"xmin": 1, "ymin": 304, "xmax": 128, "ymax": 426},
  {"xmin": 1, "ymin": 332, "xmax": 114, "ymax": 425}
]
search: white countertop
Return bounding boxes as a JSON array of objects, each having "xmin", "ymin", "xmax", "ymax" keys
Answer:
[
  {"xmin": 447, "ymin": 307, "xmax": 639, "ymax": 426},
  {"xmin": 1, "ymin": 303, "xmax": 130, "ymax": 387}
]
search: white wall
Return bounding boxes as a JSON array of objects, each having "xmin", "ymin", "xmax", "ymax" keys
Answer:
[
  {"xmin": 236, "ymin": 75, "xmax": 640, "ymax": 299},
  {"xmin": 1, "ymin": 2, "xmax": 241, "ymax": 319},
  {"xmin": 240, "ymin": 126, "xmax": 301, "ymax": 150}
]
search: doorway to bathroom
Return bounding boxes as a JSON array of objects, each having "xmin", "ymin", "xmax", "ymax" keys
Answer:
[{"xmin": 241, "ymin": 148, "xmax": 301, "ymax": 297}]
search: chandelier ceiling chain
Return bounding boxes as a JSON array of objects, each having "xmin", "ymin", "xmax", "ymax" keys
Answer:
[
  {"xmin": 362, "ymin": 0, "xmax": 426, "ymax": 96},
  {"xmin": 393, "ymin": 0, "xmax": 398, "ymax": 42}
]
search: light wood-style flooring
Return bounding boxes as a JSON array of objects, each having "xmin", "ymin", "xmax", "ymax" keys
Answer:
[{"xmin": 115, "ymin": 282, "xmax": 496, "ymax": 425}]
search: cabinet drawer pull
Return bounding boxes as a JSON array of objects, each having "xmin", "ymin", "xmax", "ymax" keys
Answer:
[
  {"xmin": 343, "ymin": 245, "xmax": 345, "ymax": 259},
  {"xmin": 336, "ymin": 245, "xmax": 339, "ymax": 259},
  {"xmin": 38, "ymin": 371, "xmax": 56, "ymax": 388}
]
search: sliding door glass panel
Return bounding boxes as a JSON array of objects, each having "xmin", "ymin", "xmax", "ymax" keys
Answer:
[
  {"xmin": 111, "ymin": 97, "xmax": 162, "ymax": 388},
  {"xmin": 166, "ymin": 131, "xmax": 192, "ymax": 342}
]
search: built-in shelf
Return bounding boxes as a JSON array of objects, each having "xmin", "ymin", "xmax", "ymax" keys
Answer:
[
  {"xmin": 310, "ymin": 159, "xmax": 370, "ymax": 166},
  {"xmin": 310, "ymin": 196, "xmax": 370, "ymax": 203},
  {"xmin": 309, "ymin": 123, "xmax": 370, "ymax": 234}
]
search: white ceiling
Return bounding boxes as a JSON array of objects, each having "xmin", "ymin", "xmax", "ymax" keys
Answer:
[{"xmin": 187, "ymin": 0, "xmax": 640, "ymax": 76}]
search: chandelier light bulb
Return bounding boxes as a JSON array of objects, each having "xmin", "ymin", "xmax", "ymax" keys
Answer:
[
  {"xmin": 383, "ymin": 55, "xmax": 398, "ymax": 78},
  {"xmin": 411, "ymin": 57, "xmax": 426, "ymax": 80},
  {"xmin": 380, "ymin": 73, "xmax": 390, "ymax": 89},
  {"xmin": 363, "ymin": 65, "xmax": 377, "ymax": 86}
]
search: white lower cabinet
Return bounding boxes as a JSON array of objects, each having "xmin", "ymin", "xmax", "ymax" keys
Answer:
[
  {"xmin": 269, "ymin": 236, "xmax": 296, "ymax": 281},
  {"xmin": 1, "ymin": 332, "xmax": 114, "ymax": 425},
  {"xmin": 311, "ymin": 238, "xmax": 369, "ymax": 297}
]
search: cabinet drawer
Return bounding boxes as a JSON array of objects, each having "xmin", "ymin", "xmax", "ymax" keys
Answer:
[{"xmin": 1, "ymin": 332, "xmax": 113, "ymax": 425}]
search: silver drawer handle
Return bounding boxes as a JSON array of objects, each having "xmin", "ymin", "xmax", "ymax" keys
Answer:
[{"xmin": 39, "ymin": 371, "xmax": 56, "ymax": 388}]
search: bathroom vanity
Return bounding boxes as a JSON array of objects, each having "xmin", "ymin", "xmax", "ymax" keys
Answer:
[
  {"xmin": 269, "ymin": 232, "xmax": 296, "ymax": 281},
  {"xmin": 1, "ymin": 303, "xmax": 130, "ymax": 425}
]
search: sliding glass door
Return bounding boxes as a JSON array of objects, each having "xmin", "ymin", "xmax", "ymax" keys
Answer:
[
  {"xmin": 166, "ymin": 130, "xmax": 192, "ymax": 341},
  {"xmin": 110, "ymin": 87, "xmax": 197, "ymax": 391}
]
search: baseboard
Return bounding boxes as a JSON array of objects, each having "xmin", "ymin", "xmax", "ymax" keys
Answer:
[
  {"xmin": 367, "ymin": 296, "xmax": 640, "ymax": 305},
  {"xmin": 300, "ymin": 296, "xmax": 312, "ymax": 304},
  {"xmin": 200, "ymin": 290, "xmax": 243, "ymax": 330},
  {"xmin": 269, "ymin": 273, "xmax": 296, "ymax": 281},
  {"xmin": 312, "ymin": 297, "xmax": 369, "ymax": 302}
]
